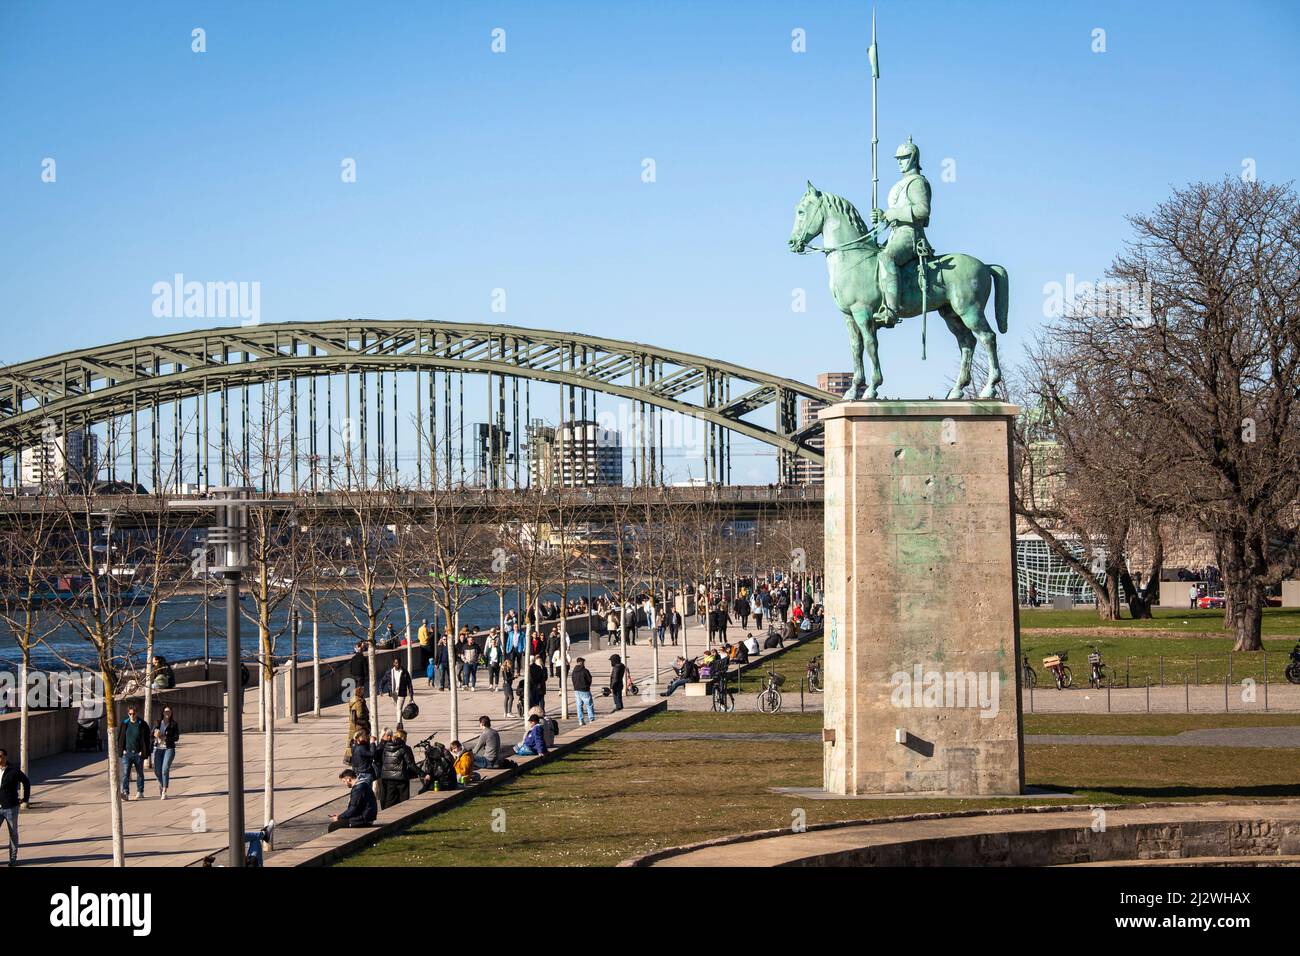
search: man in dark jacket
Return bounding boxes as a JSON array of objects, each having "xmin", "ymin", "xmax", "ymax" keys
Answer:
[
  {"xmin": 0, "ymin": 747, "xmax": 31, "ymax": 865},
  {"xmin": 570, "ymin": 657, "xmax": 595, "ymax": 725},
  {"xmin": 528, "ymin": 656, "xmax": 548, "ymax": 712},
  {"xmin": 734, "ymin": 594, "xmax": 750, "ymax": 629},
  {"xmin": 348, "ymin": 641, "xmax": 369, "ymax": 695},
  {"xmin": 661, "ymin": 656, "xmax": 698, "ymax": 697},
  {"xmin": 607, "ymin": 653, "xmax": 627, "ymax": 712},
  {"xmin": 118, "ymin": 705, "xmax": 151, "ymax": 800},
  {"xmin": 329, "ymin": 769, "xmax": 377, "ymax": 830}
]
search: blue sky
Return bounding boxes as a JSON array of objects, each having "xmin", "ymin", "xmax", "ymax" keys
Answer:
[{"xmin": 2, "ymin": 0, "xmax": 1297, "ymax": 483}]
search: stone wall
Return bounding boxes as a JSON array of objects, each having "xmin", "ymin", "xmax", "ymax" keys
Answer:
[{"xmin": 820, "ymin": 401, "xmax": 1024, "ymax": 797}]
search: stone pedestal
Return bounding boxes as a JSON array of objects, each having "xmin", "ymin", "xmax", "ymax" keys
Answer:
[{"xmin": 819, "ymin": 400, "xmax": 1024, "ymax": 797}]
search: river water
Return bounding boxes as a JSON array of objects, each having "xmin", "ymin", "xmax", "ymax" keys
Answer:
[{"xmin": 0, "ymin": 586, "xmax": 609, "ymax": 673}]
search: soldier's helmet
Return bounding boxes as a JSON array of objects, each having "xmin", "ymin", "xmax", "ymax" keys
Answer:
[{"xmin": 894, "ymin": 136, "xmax": 921, "ymax": 168}]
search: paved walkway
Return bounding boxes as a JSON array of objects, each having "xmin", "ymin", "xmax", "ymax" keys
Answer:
[
  {"xmin": 672, "ymin": 682, "xmax": 1300, "ymax": 714},
  {"xmin": 630, "ymin": 801, "xmax": 1300, "ymax": 867},
  {"xmin": 1026, "ymin": 726, "xmax": 1300, "ymax": 748},
  {"xmin": 14, "ymin": 634, "xmax": 681, "ymax": 867}
]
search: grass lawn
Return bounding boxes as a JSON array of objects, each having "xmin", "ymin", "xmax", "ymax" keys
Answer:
[
  {"xmin": 1022, "ymin": 712, "xmax": 1300, "ymax": 736},
  {"xmin": 337, "ymin": 708, "xmax": 1300, "ymax": 867},
  {"xmin": 1019, "ymin": 605, "xmax": 1300, "ymax": 635}
]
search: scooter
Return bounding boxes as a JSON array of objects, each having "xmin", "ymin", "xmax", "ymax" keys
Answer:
[{"xmin": 1285, "ymin": 642, "xmax": 1300, "ymax": 685}]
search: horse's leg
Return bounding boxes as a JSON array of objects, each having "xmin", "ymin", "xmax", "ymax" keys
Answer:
[
  {"xmin": 941, "ymin": 304, "xmax": 975, "ymax": 400},
  {"xmin": 854, "ymin": 308, "xmax": 883, "ymax": 398},
  {"xmin": 959, "ymin": 306, "xmax": 1003, "ymax": 399},
  {"xmin": 842, "ymin": 313, "xmax": 865, "ymax": 399}
]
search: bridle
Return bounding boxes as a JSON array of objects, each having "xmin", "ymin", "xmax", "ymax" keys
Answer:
[{"xmin": 792, "ymin": 193, "xmax": 885, "ymax": 255}]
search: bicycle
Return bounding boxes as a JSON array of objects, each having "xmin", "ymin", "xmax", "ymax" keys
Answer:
[
  {"xmin": 711, "ymin": 673, "xmax": 736, "ymax": 712},
  {"xmin": 757, "ymin": 670, "xmax": 785, "ymax": 713},
  {"xmin": 1021, "ymin": 654, "xmax": 1037, "ymax": 689},
  {"xmin": 806, "ymin": 655, "xmax": 824, "ymax": 693},
  {"xmin": 1043, "ymin": 651, "xmax": 1072, "ymax": 690},
  {"xmin": 1087, "ymin": 645, "xmax": 1107, "ymax": 688}
]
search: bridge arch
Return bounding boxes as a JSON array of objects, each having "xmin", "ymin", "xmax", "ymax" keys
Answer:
[{"xmin": 0, "ymin": 320, "xmax": 834, "ymax": 487}]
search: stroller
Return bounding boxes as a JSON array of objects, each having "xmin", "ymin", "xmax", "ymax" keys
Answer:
[{"xmin": 414, "ymin": 733, "xmax": 457, "ymax": 793}]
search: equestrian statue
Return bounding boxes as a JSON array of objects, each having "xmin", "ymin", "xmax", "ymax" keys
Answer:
[{"xmin": 787, "ymin": 16, "xmax": 1008, "ymax": 401}]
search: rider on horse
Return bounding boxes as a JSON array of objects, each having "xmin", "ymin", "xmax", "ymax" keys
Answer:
[{"xmin": 871, "ymin": 136, "xmax": 931, "ymax": 329}]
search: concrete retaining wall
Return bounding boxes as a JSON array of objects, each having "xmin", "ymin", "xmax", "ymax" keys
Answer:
[
  {"xmin": 791, "ymin": 816, "xmax": 1300, "ymax": 866},
  {"xmin": 0, "ymin": 680, "xmax": 223, "ymax": 762}
]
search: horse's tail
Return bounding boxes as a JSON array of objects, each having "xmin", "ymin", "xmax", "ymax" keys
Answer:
[{"xmin": 989, "ymin": 264, "xmax": 1009, "ymax": 334}]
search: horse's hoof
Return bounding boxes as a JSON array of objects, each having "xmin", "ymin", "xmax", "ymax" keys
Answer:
[
  {"xmin": 946, "ymin": 387, "xmax": 964, "ymax": 400},
  {"xmin": 978, "ymin": 386, "xmax": 996, "ymax": 400}
]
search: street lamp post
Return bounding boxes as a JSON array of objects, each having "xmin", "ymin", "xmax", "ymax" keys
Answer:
[{"xmin": 168, "ymin": 486, "xmax": 263, "ymax": 868}]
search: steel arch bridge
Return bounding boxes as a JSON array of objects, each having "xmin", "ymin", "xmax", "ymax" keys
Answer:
[{"xmin": 0, "ymin": 320, "xmax": 836, "ymax": 489}]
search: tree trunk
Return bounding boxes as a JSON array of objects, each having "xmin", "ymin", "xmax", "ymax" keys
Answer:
[
  {"xmin": 1231, "ymin": 594, "xmax": 1264, "ymax": 651},
  {"xmin": 1221, "ymin": 531, "xmax": 1265, "ymax": 651},
  {"xmin": 19, "ymin": 653, "xmax": 29, "ymax": 776},
  {"xmin": 261, "ymin": 624, "xmax": 274, "ymax": 832},
  {"xmin": 103, "ymin": 680, "xmax": 126, "ymax": 867},
  {"xmin": 401, "ymin": 591, "xmax": 412, "ymax": 673},
  {"xmin": 311, "ymin": 608, "xmax": 320, "ymax": 717}
]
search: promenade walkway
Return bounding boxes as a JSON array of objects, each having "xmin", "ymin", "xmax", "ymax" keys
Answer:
[
  {"xmin": 14, "ymin": 633, "xmax": 680, "ymax": 867},
  {"xmin": 628, "ymin": 801, "xmax": 1300, "ymax": 867}
]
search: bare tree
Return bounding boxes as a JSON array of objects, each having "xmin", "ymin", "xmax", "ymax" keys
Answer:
[
  {"xmin": 1030, "ymin": 178, "xmax": 1300, "ymax": 645},
  {"xmin": 0, "ymin": 496, "xmax": 59, "ymax": 776}
]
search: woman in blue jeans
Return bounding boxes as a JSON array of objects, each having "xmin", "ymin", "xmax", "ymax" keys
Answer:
[{"xmin": 152, "ymin": 706, "xmax": 180, "ymax": 799}]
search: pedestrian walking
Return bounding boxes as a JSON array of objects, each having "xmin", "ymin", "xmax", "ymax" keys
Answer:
[
  {"xmin": 347, "ymin": 686, "xmax": 371, "ymax": 759},
  {"xmin": 0, "ymin": 748, "xmax": 31, "ymax": 866},
  {"xmin": 501, "ymin": 658, "xmax": 516, "ymax": 716},
  {"xmin": 118, "ymin": 705, "xmax": 150, "ymax": 800},
  {"xmin": 348, "ymin": 640, "xmax": 370, "ymax": 696},
  {"xmin": 151, "ymin": 705, "xmax": 180, "ymax": 799},
  {"xmin": 383, "ymin": 658, "xmax": 414, "ymax": 728},
  {"xmin": 571, "ymin": 656, "xmax": 595, "ymax": 725}
]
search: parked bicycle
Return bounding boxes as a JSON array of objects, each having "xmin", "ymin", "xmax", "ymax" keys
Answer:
[
  {"xmin": 711, "ymin": 673, "xmax": 736, "ymax": 712},
  {"xmin": 1043, "ymin": 651, "xmax": 1072, "ymax": 690},
  {"xmin": 757, "ymin": 670, "xmax": 785, "ymax": 713},
  {"xmin": 1087, "ymin": 645, "xmax": 1107, "ymax": 688},
  {"xmin": 806, "ymin": 655, "xmax": 823, "ymax": 693},
  {"xmin": 1021, "ymin": 654, "xmax": 1037, "ymax": 689}
]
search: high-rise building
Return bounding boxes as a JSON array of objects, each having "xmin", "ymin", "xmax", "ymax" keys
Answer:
[
  {"xmin": 473, "ymin": 422, "xmax": 511, "ymax": 488},
  {"xmin": 795, "ymin": 372, "xmax": 853, "ymax": 485},
  {"xmin": 20, "ymin": 429, "xmax": 97, "ymax": 488},
  {"xmin": 529, "ymin": 419, "xmax": 622, "ymax": 488}
]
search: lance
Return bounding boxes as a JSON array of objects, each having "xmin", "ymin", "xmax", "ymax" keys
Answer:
[{"xmin": 869, "ymin": 9, "xmax": 879, "ymax": 214}]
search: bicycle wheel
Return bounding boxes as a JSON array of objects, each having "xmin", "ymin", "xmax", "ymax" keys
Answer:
[
  {"xmin": 809, "ymin": 670, "xmax": 824, "ymax": 693},
  {"xmin": 722, "ymin": 690, "xmax": 736, "ymax": 713},
  {"xmin": 1024, "ymin": 668, "xmax": 1037, "ymax": 689},
  {"xmin": 757, "ymin": 688, "xmax": 779, "ymax": 713},
  {"xmin": 1061, "ymin": 665, "xmax": 1073, "ymax": 688}
]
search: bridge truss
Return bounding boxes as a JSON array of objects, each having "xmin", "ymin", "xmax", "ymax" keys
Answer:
[{"xmin": 0, "ymin": 321, "xmax": 836, "ymax": 492}]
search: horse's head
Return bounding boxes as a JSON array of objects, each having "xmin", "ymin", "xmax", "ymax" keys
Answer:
[{"xmin": 788, "ymin": 181, "xmax": 825, "ymax": 254}]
